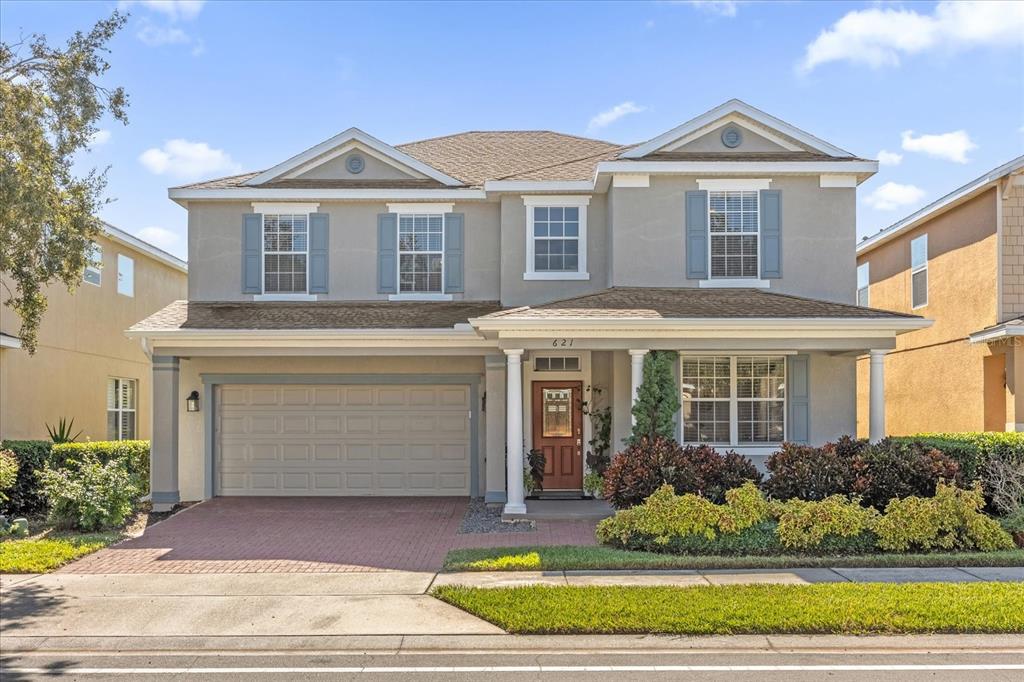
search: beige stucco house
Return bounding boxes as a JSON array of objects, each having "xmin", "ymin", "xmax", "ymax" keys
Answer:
[
  {"xmin": 1, "ymin": 224, "xmax": 187, "ymax": 441},
  {"xmin": 129, "ymin": 99, "xmax": 927, "ymax": 514},
  {"xmin": 855, "ymin": 156, "xmax": 1024, "ymax": 436}
]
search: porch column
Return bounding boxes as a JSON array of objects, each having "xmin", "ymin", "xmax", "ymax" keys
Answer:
[
  {"xmin": 484, "ymin": 354, "xmax": 507, "ymax": 503},
  {"xmin": 628, "ymin": 349, "xmax": 649, "ymax": 426},
  {"xmin": 504, "ymin": 349, "xmax": 527, "ymax": 515},
  {"xmin": 151, "ymin": 355, "xmax": 180, "ymax": 512},
  {"xmin": 868, "ymin": 349, "xmax": 887, "ymax": 442}
]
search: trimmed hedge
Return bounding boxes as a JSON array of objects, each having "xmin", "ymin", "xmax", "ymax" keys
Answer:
[
  {"xmin": 51, "ymin": 441, "xmax": 150, "ymax": 495},
  {"xmin": 0, "ymin": 440, "xmax": 52, "ymax": 516},
  {"xmin": 892, "ymin": 432, "xmax": 1024, "ymax": 482}
]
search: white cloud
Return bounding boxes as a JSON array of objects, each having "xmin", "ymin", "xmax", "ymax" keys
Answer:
[
  {"xmin": 120, "ymin": 1, "xmax": 205, "ymax": 21},
  {"xmin": 683, "ymin": 1, "xmax": 739, "ymax": 17},
  {"xmin": 863, "ymin": 182, "xmax": 927, "ymax": 211},
  {"xmin": 877, "ymin": 150, "xmax": 902, "ymax": 166},
  {"xmin": 799, "ymin": 1, "xmax": 1024, "ymax": 72},
  {"xmin": 901, "ymin": 129, "xmax": 977, "ymax": 164},
  {"xmin": 587, "ymin": 101, "xmax": 646, "ymax": 134},
  {"xmin": 123, "ymin": 0, "xmax": 205, "ymax": 53},
  {"xmin": 139, "ymin": 139, "xmax": 242, "ymax": 179},
  {"xmin": 89, "ymin": 129, "xmax": 112, "ymax": 147},
  {"xmin": 136, "ymin": 226, "xmax": 180, "ymax": 252},
  {"xmin": 136, "ymin": 23, "xmax": 190, "ymax": 46}
]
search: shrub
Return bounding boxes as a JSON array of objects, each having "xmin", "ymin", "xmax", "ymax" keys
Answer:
[
  {"xmin": 773, "ymin": 495, "xmax": 879, "ymax": 550},
  {"xmin": 0, "ymin": 449, "xmax": 18, "ymax": 506},
  {"xmin": 763, "ymin": 439, "xmax": 859, "ymax": 501},
  {"xmin": 628, "ymin": 351, "xmax": 680, "ymax": 444},
  {"xmin": 51, "ymin": 440, "xmax": 150, "ymax": 495},
  {"xmin": 894, "ymin": 432, "xmax": 1024, "ymax": 483},
  {"xmin": 0, "ymin": 440, "xmax": 52, "ymax": 516},
  {"xmin": 583, "ymin": 472, "xmax": 604, "ymax": 497},
  {"xmin": 38, "ymin": 454, "xmax": 139, "ymax": 531},
  {"xmin": 874, "ymin": 483, "xmax": 1014, "ymax": 553},
  {"xmin": 851, "ymin": 438, "xmax": 960, "ymax": 509},
  {"xmin": 1000, "ymin": 508, "xmax": 1024, "ymax": 535},
  {"xmin": 603, "ymin": 437, "xmax": 761, "ymax": 509},
  {"xmin": 983, "ymin": 455, "xmax": 1024, "ymax": 516}
]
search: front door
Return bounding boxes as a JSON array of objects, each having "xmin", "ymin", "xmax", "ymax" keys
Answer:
[{"xmin": 531, "ymin": 381, "xmax": 583, "ymax": 491}]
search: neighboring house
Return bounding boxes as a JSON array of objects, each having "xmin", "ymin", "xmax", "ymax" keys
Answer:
[
  {"xmin": 0, "ymin": 223, "xmax": 188, "ymax": 442},
  {"xmin": 855, "ymin": 156, "xmax": 1024, "ymax": 437},
  {"xmin": 128, "ymin": 99, "xmax": 926, "ymax": 515}
]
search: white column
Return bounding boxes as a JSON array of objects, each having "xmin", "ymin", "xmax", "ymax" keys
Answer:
[
  {"xmin": 628, "ymin": 349, "xmax": 649, "ymax": 426},
  {"xmin": 869, "ymin": 349, "xmax": 887, "ymax": 442},
  {"xmin": 504, "ymin": 349, "xmax": 527, "ymax": 515}
]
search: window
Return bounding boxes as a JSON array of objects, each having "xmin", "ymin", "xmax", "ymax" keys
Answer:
[
  {"xmin": 117, "ymin": 254, "xmax": 134, "ymax": 297},
  {"xmin": 107, "ymin": 378, "xmax": 137, "ymax": 440},
  {"xmin": 263, "ymin": 214, "xmax": 308, "ymax": 294},
  {"xmin": 541, "ymin": 388, "xmax": 573, "ymax": 437},
  {"xmin": 709, "ymin": 190, "xmax": 759, "ymax": 278},
  {"xmin": 524, "ymin": 196, "xmax": 589, "ymax": 280},
  {"xmin": 534, "ymin": 356, "xmax": 581, "ymax": 372},
  {"xmin": 857, "ymin": 262, "xmax": 869, "ymax": 306},
  {"xmin": 398, "ymin": 213, "xmax": 444, "ymax": 293},
  {"xmin": 911, "ymin": 234, "xmax": 928, "ymax": 308},
  {"xmin": 83, "ymin": 242, "xmax": 102, "ymax": 286},
  {"xmin": 681, "ymin": 355, "xmax": 786, "ymax": 446}
]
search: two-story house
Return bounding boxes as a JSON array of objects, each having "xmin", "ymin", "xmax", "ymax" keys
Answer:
[
  {"xmin": 129, "ymin": 100, "xmax": 926, "ymax": 515},
  {"xmin": 1, "ymin": 223, "xmax": 187, "ymax": 441},
  {"xmin": 855, "ymin": 156, "xmax": 1024, "ymax": 436}
]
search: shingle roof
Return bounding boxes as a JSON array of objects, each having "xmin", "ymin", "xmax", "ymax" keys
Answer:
[
  {"xmin": 478, "ymin": 288, "xmax": 920, "ymax": 320},
  {"xmin": 132, "ymin": 300, "xmax": 506, "ymax": 332}
]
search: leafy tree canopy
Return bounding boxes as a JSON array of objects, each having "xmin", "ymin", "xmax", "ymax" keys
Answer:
[{"xmin": 0, "ymin": 10, "xmax": 128, "ymax": 353}]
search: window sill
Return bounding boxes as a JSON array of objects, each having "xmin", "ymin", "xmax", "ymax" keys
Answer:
[
  {"xmin": 254, "ymin": 294, "xmax": 318, "ymax": 302},
  {"xmin": 388, "ymin": 293, "xmax": 454, "ymax": 302},
  {"xmin": 523, "ymin": 272, "xmax": 591, "ymax": 281},
  {"xmin": 698, "ymin": 278, "xmax": 770, "ymax": 289}
]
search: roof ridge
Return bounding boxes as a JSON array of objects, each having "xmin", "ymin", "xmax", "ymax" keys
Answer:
[
  {"xmin": 396, "ymin": 130, "xmax": 623, "ymax": 148},
  {"xmin": 491, "ymin": 145, "xmax": 632, "ymax": 182}
]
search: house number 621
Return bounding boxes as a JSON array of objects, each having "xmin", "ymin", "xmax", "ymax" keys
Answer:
[{"xmin": 551, "ymin": 338, "xmax": 574, "ymax": 347}]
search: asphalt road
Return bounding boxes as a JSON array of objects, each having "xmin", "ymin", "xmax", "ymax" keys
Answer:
[{"xmin": 4, "ymin": 649, "xmax": 1024, "ymax": 681}]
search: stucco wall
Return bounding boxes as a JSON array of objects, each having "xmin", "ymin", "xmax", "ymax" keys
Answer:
[
  {"xmin": 609, "ymin": 175, "xmax": 857, "ymax": 303},
  {"xmin": 855, "ymin": 188, "xmax": 999, "ymax": 436},
  {"xmin": 0, "ymin": 233, "xmax": 187, "ymax": 440}
]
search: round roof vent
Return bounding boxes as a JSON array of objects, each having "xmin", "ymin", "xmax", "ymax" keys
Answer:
[
  {"xmin": 721, "ymin": 126, "xmax": 743, "ymax": 149},
  {"xmin": 346, "ymin": 154, "xmax": 365, "ymax": 174}
]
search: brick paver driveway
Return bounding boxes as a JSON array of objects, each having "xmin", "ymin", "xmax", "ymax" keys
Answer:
[{"xmin": 63, "ymin": 497, "xmax": 598, "ymax": 574}]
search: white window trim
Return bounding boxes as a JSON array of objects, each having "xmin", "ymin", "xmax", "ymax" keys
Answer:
[
  {"xmin": 393, "ymin": 210, "xmax": 447, "ymax": 298},
  {"xmin": 523, "ymin": 195, "xmax": 590, "ymax": 281},
  {"xmin": 388, "ymin": 293, "xmax": 453, "ymax": 302},
  {"xmin": 84, "ymin": 242, "xmax": 102, "ymax": 287},
  {"xmin": 910, "ymin": 234, "xmax": 928, "ymax": 309},
  {"xmin": 261, "ymin": 212, "xmax": 311, "ymax": 296},
  {"xmin": 107, "ymin": 377, "xmax": 137, "ymax": 441},
  {"xmin": 857, "ymin": 262, "xmax": 870, "ymax": 306},
  {"xmin": 680, "ymin": 355, "xmax": 787, "ymax": 448},
  {"xmin": 704, "ymin": 182, "xmax": 763, "ymax": 282},
  {"xmin": 699, "ymin": 278, "xmax": 770, "ymax": 289},
  {"xmin": 117, "ymin": 254, "xmax": 134, "ymax": 298}
]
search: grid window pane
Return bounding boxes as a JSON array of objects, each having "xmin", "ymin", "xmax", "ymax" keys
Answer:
[
  {"xmin": 398, "ymin": 214, "xmax": 444, "ymax": 293},
  {"xmin": 709, "ymin": 190, "xmax": 758, "ymax": 278},
  {"xmin": 107, "ymin": 378, "xmax": 138, "ymax": 441},
  {"xmin": 263, "ymin": 214, "xmax": 308, "ymax": 293},
  {"xmin": 681, "ymin": 356, "xmax": 731, "ymax": 444},
  {"xmin": 736, "ymin": 356, "xmax": 785, "ymax": 444},
  {"xmin": 532, "ymin": 206, "xmax": 580, "ymax": 272}
]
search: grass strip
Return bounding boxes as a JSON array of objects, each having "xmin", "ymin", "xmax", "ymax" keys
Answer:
[
  {"xmin": 443, "ymin": 545, "xmax": 1024, "ymax": 572},
  {"xmin": 0, "ymin": 533, "xmax": 121, "ymax": 573},
  {"xmin": 434, "ymin": 582, "xmax": 1024, "ymax": 635}
]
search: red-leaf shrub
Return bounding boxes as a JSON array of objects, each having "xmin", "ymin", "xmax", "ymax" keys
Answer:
[
  {"xmin": 764, "ymin": 438, "xmax": 862, "ymax": 501},
  {"xmin": 851, "ymin": 438, "xmax": 961, "ymax": 509},
  {"xmin": 603, "ymin": 436, "xmax": 761, "ymax": 509}
]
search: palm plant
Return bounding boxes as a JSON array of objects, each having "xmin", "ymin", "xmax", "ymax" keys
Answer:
[{"xmin": 45, "ymin": 417, "xmax": 82, "ymax": 443}]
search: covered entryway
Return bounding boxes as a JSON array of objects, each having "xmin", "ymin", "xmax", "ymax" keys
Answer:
[
  {"xmin": 216, "ymin": 383, "xmax": 471, "ymax": 496},
  {"xmin": 531, "ymin": 380, "xmax": 584, "ymax": 491}
]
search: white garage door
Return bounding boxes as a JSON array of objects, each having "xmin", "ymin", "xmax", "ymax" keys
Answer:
[{"xmin": 216, "ymin": 384, "xmax": 471, "ymax": 496}]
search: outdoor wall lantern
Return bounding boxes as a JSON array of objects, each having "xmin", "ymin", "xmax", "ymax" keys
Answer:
[{"xmin": 186, "ymin": 390, "xmax": 200, "ymax": 412}]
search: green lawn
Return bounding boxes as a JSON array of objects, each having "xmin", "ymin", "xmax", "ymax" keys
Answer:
[
  {"xmin": 443, "ymin": 545, "xmax": 1024, "ymax": 572},
  {"xmin": 0, "ymin": 532, "xmax": 123, "ymax": 573},
  {"xmin": 434, "ymin": 582, "xmax": 1024, "ymax": 635}
]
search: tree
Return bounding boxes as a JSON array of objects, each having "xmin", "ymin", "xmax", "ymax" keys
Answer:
[
  {"xmin": 629, "ymin": 351, "xmax": 681, "ymax": 444},
  {"xmin": 0, "ymin": 11, "xmax": 129, "ymax": 353}
]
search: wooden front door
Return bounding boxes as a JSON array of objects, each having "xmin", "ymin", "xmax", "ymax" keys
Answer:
[{"xmin": 531, "ymin": 381, "xmax": 583, "ymax": 491}]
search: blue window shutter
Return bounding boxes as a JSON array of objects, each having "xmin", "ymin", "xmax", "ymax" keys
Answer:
[
  {"xmin": 685, "ymin": 190, "xmax": 708, "ymax": 279},
  {"xmin": 444, "ymin": 213, "xmax": 465, "ymax": 293},
  {"xmin": 787, "ymin": 354, "xmax": 810, "ymax": 444},
  {"xmin": 377, "ymin": 213, "xmax": 398, "ymax": 294},
  {"xmin": 242, "ymin": 213, "xmax": 262, "ymax": 294},
  {"xmin": 309, "ymin": 212, "xmax": 329, "ymax": 294},
  {"xmin": 760, "ymin": 189, "xmax": 782, "ymax": 279}
]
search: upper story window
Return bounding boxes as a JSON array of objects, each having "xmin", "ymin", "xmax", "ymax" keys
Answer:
[
  {"xmin": 681, "ymin": 355, "xmax": 785, "ymax": 446},
  {"xmin": 263, "ymin": 214, "xmax": 308, "ymax": 294},
  {"xmin": 523, "ymin": 196, "xmax": 590, "ymax": 281},
  {"xmin": 398, "ymin": 213, "xmax": 444, "ymax": 293},
  {"xmin": 83, "ymin": 242, "xmax": 102, "ymax": 286},
  {"xmin": 709, "ymin": 190, "xmax": 759, "ymax": 278},
  {"xmin": 117, "ymin": 254, "xmax": 134, "ymax": 297},
  {"xmin": 856, "ymin": 262, "xmax": 869, "ymax": 306},
  {"xmin": 910, "ymin": 234, "xmax": 928, "ymax": 309}
]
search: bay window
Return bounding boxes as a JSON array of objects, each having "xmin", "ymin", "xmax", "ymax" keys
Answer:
[{"xmin": 681, "ymin": 355, "xmax": 786, "ymax": 446}]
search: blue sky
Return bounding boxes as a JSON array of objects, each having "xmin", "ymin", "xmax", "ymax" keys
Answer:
[{"xmin": 2, "ymin": 0, "xmax": 1022, "ymax": 260}]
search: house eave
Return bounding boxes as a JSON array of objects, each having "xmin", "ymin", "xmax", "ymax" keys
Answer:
[{"xmin": 168, "ymin": 187, "xmax": 488, "ymax": 204}]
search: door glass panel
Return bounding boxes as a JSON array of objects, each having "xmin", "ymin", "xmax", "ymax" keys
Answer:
[{"xmin": 542, "ymin": 388, "xmax": 572, "ymax": 437}]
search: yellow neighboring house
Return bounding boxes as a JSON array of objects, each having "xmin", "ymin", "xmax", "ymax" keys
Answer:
[
  {"xmin": 855, "ymin": 156, "xmax": 1024, "ymax": 437},
  {"xmin": 0, "ymin": 223, "xmax": 187, "ymax": 441}
]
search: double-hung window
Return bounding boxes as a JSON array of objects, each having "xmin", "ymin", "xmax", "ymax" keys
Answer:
[
  {"xmin": 910, "ymin": 234, "xmax": 927, "ymax": 308},
  {"xmin": 523, "ymin": 196, "xmax": 590, "ymax": 280},
  {"xmin": 263, "ymin": 214, "xmax": 308, "ymax": 294},
  {"xmin": 681, "ymin": 355, "xmax": 786, "ymax": 446},
  {"xmin": 709, "ymin": 190, "xmax": 759, "ymax": 278},
  {"xmin": 107, "ymin": 377, "xmax": 137, "ymax": 440},
  {"xmin": 83, "ymin": 242, "xmax": 102, "ymax": 286},
  {"xmin": 856, "ymin": 262, "xmax": 869, "ymax": 306},
  {"xmin": 398, "ymin": 213, "xmax": 444, "ymax": 293}
]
